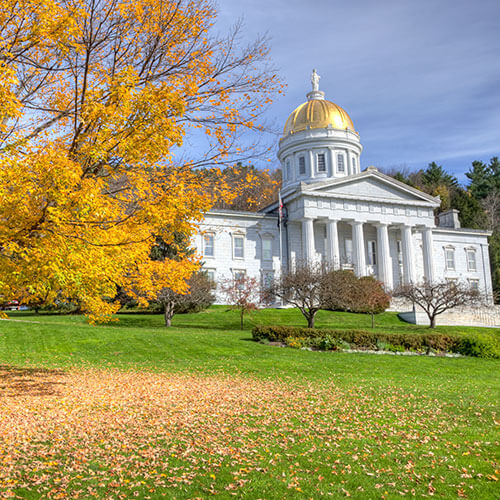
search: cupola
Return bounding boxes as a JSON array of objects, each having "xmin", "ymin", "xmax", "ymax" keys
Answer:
[{"xmin": 278, "ymin": 70, "xmax": 363, "ymax": 191}]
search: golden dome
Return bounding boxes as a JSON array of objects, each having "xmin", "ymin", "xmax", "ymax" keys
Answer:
[{"xmin": 283, "ymin": 98, "xmax": 355, "ymax": 135}]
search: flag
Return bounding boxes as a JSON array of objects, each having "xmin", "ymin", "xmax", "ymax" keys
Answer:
[{"xmin": 278, "ymin": 192, "xmax": 283, "ymax": 227}]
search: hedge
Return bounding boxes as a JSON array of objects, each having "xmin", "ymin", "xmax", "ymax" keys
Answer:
[{"xmin": 252, "ymin": 325, "xmax": 500, "ymax": 358}]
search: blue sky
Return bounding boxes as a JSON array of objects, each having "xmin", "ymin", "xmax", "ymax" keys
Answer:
[{"xmin": 214, "ymin": 0, "xmax": 500, "ymax": 183}]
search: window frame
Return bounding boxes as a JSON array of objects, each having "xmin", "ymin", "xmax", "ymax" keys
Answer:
[
  {"xmin": 203, "ymin": 233, "xmax": 215, "ymax": 257},
  {"xmin": 317, "ymin": 152, "xmax": 326, "ymax": 173},
  {"xmin": 396, "ymin": 240, "xmax": 403, "ymax": 266},
  {"xmin": 261, "ymin": 270, "xmax": 274, "ymax": 289},
  {"xmin": 233, "ymin": 269, "xmax": 246, "ymax": 281},
  {"xmin": 337, "ymin": 153, "xmax": 345, "ymax": 173},
  {"xmin": 368, "ymin": 240, "xmax": 377, "ymax": 266},
  {"xmin": 298, "ymin": 156, "xmax": 306, "ymax": 175},
  {"xmin": 468, "ymin": 278, "xmax": 479, "ymax": 291},
  {"xmin": 345, "ymin": 238, "xmax": 353, "ymax": 264},
  {"xmin": 233, "ymin": 234, "xmax": 245, "ymax": 259},
  {"xmin": 262, "ymin": 237, "xmax": 272, "ymax": 261},
  {"xmin": 466, "ymin": 248, "xmax": 477, "ymax": 272},
  {"xmin": 445, "ymin": 247, "xmax": 456, "ymax": 271},
  {"xmin": 205, "ymin": 268, "xmax": 216, "ymax": 283}
]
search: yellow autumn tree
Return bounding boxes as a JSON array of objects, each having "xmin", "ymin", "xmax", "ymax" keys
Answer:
[{"xmin": 0, "ymin": 0, "xmax": 281, "ymax": 322}]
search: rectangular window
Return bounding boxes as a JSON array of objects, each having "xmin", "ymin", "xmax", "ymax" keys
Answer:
[
  {"xmin": 368, "ymin": 240, "xmax": 377, "ymax": 265},
  {"xmin": 469, "ymin": 279, "xmax": 479, "ymax": 291},
  {"xmin": 286, "ymin": 160, "xmax": 290, "ymax": 180},
  {"xmin": 396, "ymin": 240, "xmax": 403, "ymax": 266},
  {"xmin": 262, "ymin": 271, "xmax": 274, "ymax": 289},
  {"xmin": 203, "ymin": 234, "xmax": 214, "ymax": 257},
  {"xmin": 466, "ymin": 249, "xmax": 477, "ymax": 272},
  {"xmin": 233, "ymin": 270, "xmax": 245, "ymax": 281},
  {"xmin": 205, "ymin": 269, "xmax": 215, "ymax": 282},
  {"xmin": 337, "ymin": 154, "xmax": 345, "ymax": 172},
  {"xmin": 445, "ymin": 248, "xmax": 455, "ymax": 270},
  {"xmin": 233, "ymin": 235, "xmax": 244, "ymax": 259},
  {"xmin": 299, "ymin": 156, "xmax": 306, "ymax": 175},
  {"xmin": 352, "ymin": 157, "xmax": 356, "ymax": 171},
  {"xmin": 317, "ymin": 153, "xmax": 326, "ymax": 172},
  {"xmin": 345, "ymin": 238, "xmax": 353, "ymax": 264},
  {"xmin": 262, "ymin": 238, "xmax": 272, "ymax": 260}
]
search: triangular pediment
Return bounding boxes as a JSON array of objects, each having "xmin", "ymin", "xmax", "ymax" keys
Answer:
[{"xmin": 305, "ymin": 170, "xmax": 439, "ymax": 206}]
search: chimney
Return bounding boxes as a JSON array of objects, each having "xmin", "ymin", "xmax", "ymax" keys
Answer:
[{"xmin": 438, "ymin": 209, "xmax": 461, "ymax": 229}]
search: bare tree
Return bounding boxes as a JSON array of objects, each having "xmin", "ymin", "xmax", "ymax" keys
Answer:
[
  {"xmin": 394, "ymin": 280, "xmax": 482, "ymax": 328},
  {"xmin": 157, "ymin": 272, "xmax": 215, "ymax": 327},
  {"xmin": 221, "ymin": 275, "xmax": 261, "ymax": 330},
  {"xmin": 481, "ymin": 190, "xmax": 500, "ymax": 231},
  {"xmin": 266, "ymin": 263, "xmax": 327, "ymax": 328}
]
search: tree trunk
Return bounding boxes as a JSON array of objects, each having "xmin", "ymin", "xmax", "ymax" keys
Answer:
[
  {"xmin": 307, "ymin": 313, "xmax": 315, "ymax": 329},
  {"xmin": 240, "ymin": 309, "xmax": 244, "ymax": 330},
  {"xmin": 430, "ymin": 314, "xmax": 436, "ymax": 329},
  {"xmin": 371, "ymin": 312, "xmax": 374, "ymax": 329},
  {"xmin": 164, "ymin": 302, "xmax": 174, "ymax": 327}
]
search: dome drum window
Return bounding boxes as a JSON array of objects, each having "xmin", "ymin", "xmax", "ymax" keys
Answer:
[
  {"xmin": 337, "ymin": 154, "xmax": 345, "ymax": 173},
  {"xmin": 317, "ymin": 153, "xmax": 326, "ymax": 173},
  {"xmin": 298, "ymin": 156, "xmax": 306, "ymax": 175}
]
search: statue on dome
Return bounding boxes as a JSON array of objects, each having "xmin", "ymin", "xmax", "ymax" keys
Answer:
[{"xmin": 311, "ymin": 69, "xmax": 320, "ymax": 92}]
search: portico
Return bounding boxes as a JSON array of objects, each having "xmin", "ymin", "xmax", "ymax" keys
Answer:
[{"xmin": 298, "ymin": 215, "xmax": 435, "ymax": 289}]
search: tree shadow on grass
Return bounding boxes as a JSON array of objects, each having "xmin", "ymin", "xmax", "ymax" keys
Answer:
[{"xmin": 0, "ymin": 365, "xmax": 66, "ymax": 397}]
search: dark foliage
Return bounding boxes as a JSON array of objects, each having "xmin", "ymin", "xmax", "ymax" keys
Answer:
[{"xmin": 252, "ymin": 325, "xmax": 499, "ymax": 358}]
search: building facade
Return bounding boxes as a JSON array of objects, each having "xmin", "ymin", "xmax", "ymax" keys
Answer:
[{"xmin": 193, "ymin": 73, "xmax": 494, "ymax": 310}]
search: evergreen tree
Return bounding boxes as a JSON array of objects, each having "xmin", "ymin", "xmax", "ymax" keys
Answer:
[
  {"xmin": 450, "ymin": 188, "xmax": 487, "ymax": 229},
  {"xmin": 466, "ymin": 157, "xmax": 500, "ymax": 200},
  {"xmin": 421, "ymin": 162, "xmax": 458, "ymax": 189}
]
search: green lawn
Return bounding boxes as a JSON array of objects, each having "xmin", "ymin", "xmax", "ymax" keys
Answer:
[{"xmin": 0, "ymin": 308, "xmax": 499, "ymax": 498}]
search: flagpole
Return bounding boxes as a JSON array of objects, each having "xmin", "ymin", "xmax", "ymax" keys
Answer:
[{"xmin": 278, "ymin": 191, "xmax": 284, "ymax": 307}]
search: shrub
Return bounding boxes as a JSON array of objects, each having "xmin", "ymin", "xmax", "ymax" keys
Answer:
[
  {"xmin": 457, "ymin": 334, "xmax": 500, "ymax": 359},
  {"xmin": 252, "ymin": 325, "xmax": 499, "ymax": 358}
]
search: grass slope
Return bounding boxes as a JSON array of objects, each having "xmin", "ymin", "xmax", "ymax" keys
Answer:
[{"xmin": 0, "ymin": 308, "xmax": 498, "ymax": 498}]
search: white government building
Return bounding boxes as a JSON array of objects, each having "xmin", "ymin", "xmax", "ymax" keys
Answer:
[{"xmin": 193, "ymin": 72, "xmax": 495, "ymax": 324}]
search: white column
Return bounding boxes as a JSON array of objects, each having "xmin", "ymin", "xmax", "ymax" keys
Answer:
[
  {"xmin": 302, "ymin": 218, "xmax": 315, "ymax": 263},
  {"xmin": 376, "ymin": 223, "xmax": 393, "ymax": 289},
  {"xmin": 328, "ymin": 147, "xmax": 335, "ymax": 177},
  {"xmin": 308, "ymin": 150, "xmax": 315, "ymax": 179},
  {"xmin": 401, "ymin": 225, "xmax": 415, "ymax": 284},
  {"xmin": 326, "ymin": 219, "xmax": 340, "ymax": 269},
  {"xmin": 351, "ymin": 221, "xmax": 366, "ymax": 276},
  {"xmin": 422, "ymin": 227, "xmax": 434, "ymax": 282},
  {"xmin": 346, "ymin": 150, "xmax": 352, "ymax": 176}
]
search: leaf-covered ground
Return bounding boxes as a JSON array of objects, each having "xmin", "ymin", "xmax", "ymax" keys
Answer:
[
  {"xmin": 0, "ymin": 309, "xmax": 498, "ymax": 498},
  {"xmin": 0, "ymin": 366, "xmax": 498, "ymax": 499}
]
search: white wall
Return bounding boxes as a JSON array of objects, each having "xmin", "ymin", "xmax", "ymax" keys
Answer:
[{"xmin": 194, "ymin": 210, "xmax": 280, "ymax": 302}]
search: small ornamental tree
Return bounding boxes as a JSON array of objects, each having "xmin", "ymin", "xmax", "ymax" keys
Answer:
[
  {"xmin": 267, "ymin": 263, "xmax": 326, "ymax": 328},
  {"xmin": 394, "ymin": 280, "xmax": 482, "ymax": 328},
  {"xmin": 157, "ymin": 272, "xmax": 215, "ymax": 327},
  {"xmin": 351, "ymin": 276, "xmax": 391, "ymax": 328},
  {"xmin": 221, "ymin": 275, "xmax": 261, "ymax": 330},
  {"xmin": 320, "ymin": 269, "xmax": 360, "ymax": 312}
]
